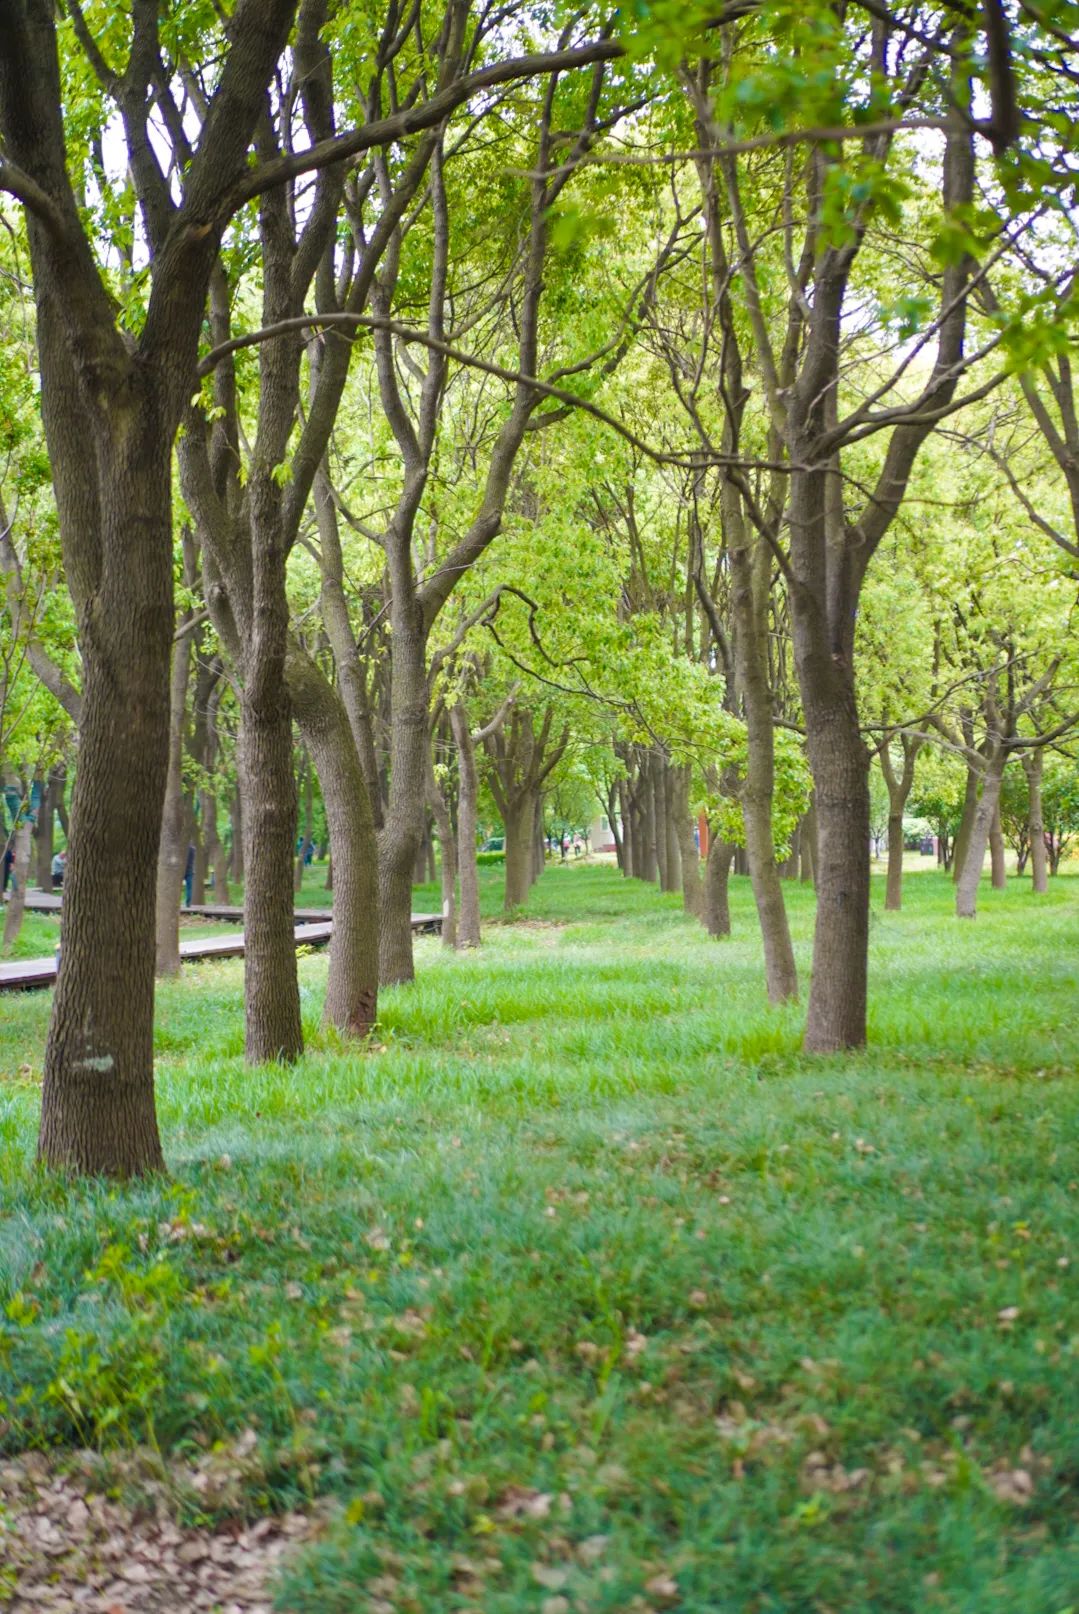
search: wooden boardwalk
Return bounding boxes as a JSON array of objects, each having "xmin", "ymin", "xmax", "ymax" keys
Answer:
[{"xmin": 0, "ymin": 904, "xmax": 442, "ymax": 992}]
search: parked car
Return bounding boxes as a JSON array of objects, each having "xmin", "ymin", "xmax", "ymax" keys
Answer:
[{"xmin": 480, "ymin": 836, "xmax": 504, "ymax": 852}]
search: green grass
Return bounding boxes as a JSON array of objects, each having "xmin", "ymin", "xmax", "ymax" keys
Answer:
[{"xmin": 1, "ymin": 865, "xmax": 1078, "ymax": 1612}]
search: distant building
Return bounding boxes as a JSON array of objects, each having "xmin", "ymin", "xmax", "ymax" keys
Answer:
[{"xmin": 589, "ymin": 812, "xmax": 620, "ymax": 853}]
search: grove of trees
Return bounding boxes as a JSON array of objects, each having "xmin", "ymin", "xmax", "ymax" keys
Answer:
[{"xmin": 1, "ymin": 0, "xmax": 1077, "ymax": 1176}]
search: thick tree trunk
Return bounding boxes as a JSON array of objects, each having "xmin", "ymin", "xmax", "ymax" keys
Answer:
[
  {"xmin": 451, "ymin": 707, "xmax": 481, "ymax": 948},
  {"xmin": 989, "ymin": 801, "xmax": 1007, "ymax": 889},
  {"xmin": 956, "ymin": 748, "xmax": 1006, "ymax": 919},
  {"xmin": 154, "ymin": 630, "xmax": 192, "ymax": 977},
  {"xmin": 704, "ymin": 835, "xmax": 735, "ymax": 938},
  {"xmin": 1025, "ymin": 751, "xmax": 1048, "ymax": 894},
  {"xmin": 37, "ymin": 414, "xmax": 171, "ymax": 1176},
  {"xmin": 503, "ymin": 795, "xmax": 534, "ymax": 911},
  {"xmin": 287, "ymin": 647, "xmax": 378, "ymax": 1037},
  {"xmin": 1, "ymin": 810, "xmax": 33, "ymax": 953}
]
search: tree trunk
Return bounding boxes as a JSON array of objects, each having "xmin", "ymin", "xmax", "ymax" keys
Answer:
[
  {"xmin": 208, "ymin": 794, "xmax": 231, "ymax": 905},
  {"xmin": 885, "ymin": 805, "xmax": 904, "ymax": 912},
  {"xmin": 427, "ymin": 742, "xmax": 458, "ymax": 951},
  {"xmin": 295, "ymin": 750, "xmax": 313, "ymax": 894},
  {"xmin": 377, "ymin": 587, "xmax": 428, "ymax": 987},
  {"xmin": 800, "ymin": 801, "xmax": 816, "ymax": 885},
  {"xmin": 731, "ymin": 525, "xmax": 798, "ymax": 1003},
  {"xmin": 287, "ymin": 647, "xmax": 379, "ymax": 1038},
  {"xmin": 532, "ymin": 793, "xmax": 546, "ymax": 886},
  {"xmin": 412, "ymin": 825, "xmax": 429, "ymax": 887},
  {"xmin": 37, "ymin": 432, "xmax": 171, "ymax": 1177},
  {"xmin": 154, "ymin": 630, "xmax": 192, "ymax": 977},
  {"xmin": 952, "ymin": 762, "xmax": 980, "ymax": 885},
  {"xmin": 653, "ymin": 755, "xmax": 671, "ymax": 891},
  {"xmin": 1025, "ymin": 751, "xmax": 1048, "ymax": 894},
  {"xmin": 503, "ymin": 795, "xmax": 534, "ymax": 911},
  {"xmin": 799, "ymin": 679, "xmax": 871, "ymax": 1051},
  {"xmin": 955, "ymin": 748, "xmax": 1006, "ymax": 919},
  {"xmin": 640, "ymin": 757, "xmax": 659, "ymax": 883},
  {"xmin": 240, "ymin": 477, "xmax": 302, "ymax": 1063},
  {"xmin": 615, "ymin": 780, "xmax": 629, "ymax": 874},
  {"xmin": 230, "ymin": 784, "xmax": 244, "ymax": 886},
  {"xmin": 1, "ymin": 808, "xmax": 33, "ymax": 953},
  {"xmin": 35, "ymin": 773, "xmax": 56, "ymax": 892},
  {"xmin": 989, "ymin": 801, "xmax": 1007, "ymax": 889},
  {"xmin": 672, "ymin": 765, "xmax": 702, "ymax": 916},
  {"xmin": 704, "ymin": 834, "xmax": 735, "ymax": 937},
  {"xmin": 451, "ymin": 706, "xmax": 481, "ymax": 948},
  {"xmin": 663, "ymin": 764, "xmax": 682, "ymax": 894},
  {"xmin": 880, "ymin": 742, "xmax": 920, "ymax": 915}
]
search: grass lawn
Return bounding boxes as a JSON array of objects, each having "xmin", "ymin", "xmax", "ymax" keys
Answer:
[{"xmin": 1, "ymin": 864, "xmax": 1078, "ymax": 1612}]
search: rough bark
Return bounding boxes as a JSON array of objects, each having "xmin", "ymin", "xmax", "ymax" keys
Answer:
[
  {"xmin": 287, "ymin": 645, "xmax": 378, "ymax": 1037},
  {"xmin": 952, "ymin": 760, "xmax": 980, "ymax": 885},
  {"xmin": 956, "ymin": 746, "xmax": 1007, "ymax": 919},
  {"xmin": 502, "ymin": 794, "xmax": 535, "ymax": 911},
  {"xmin": 672, "ymin": 765, "xmax": 703, "ymax": 916},
  {"xmin": 2, "ymin": 0, "xmax": 300, "ymax": 1173},
  {"xmin": 378, "ymin": 587, "xmax": 429, "ymax": 985},
  {"xmin": 989, "ymin": 800, "xmax": 1007, "ymax": 888},
  {"xmin": 704, "ymin": 834, "xmax": 735, "ymax": 937},
  {"xmin": 730, "ymin": 510, "xmax": 798, "ymax": 1002},
  {"xmin": 231, "ymin": 783, "xmax": 244, "ymax": 885},
  {"xmin": 37, "ymin": 422, "xmax": 173, "ymax": 1175},
  {"xmin": 240, "ymin": 467, "xmax": 303, "ymax": 1062}
]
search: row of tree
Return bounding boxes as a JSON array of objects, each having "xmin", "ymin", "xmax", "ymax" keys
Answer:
[{"xmin": 1, "ymin": 0, "xmax": 1077, "ymax": 1175}]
